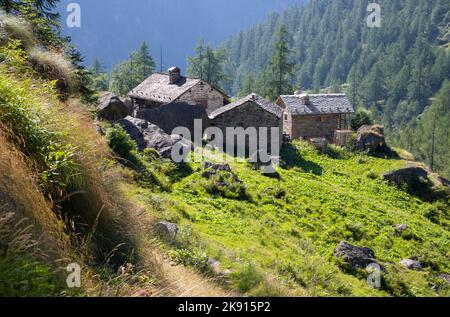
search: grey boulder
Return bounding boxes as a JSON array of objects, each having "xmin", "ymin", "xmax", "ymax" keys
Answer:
[
  {"xmin": 154, "ymin": 221, "xmax": 178, "ymax": 241},
  {"xmin": 334, "ymin": 241, "xmax": 378, "ymax": 271},
  {"xmin": 383, "ymin": 167, "xmax": 430, "ymax": 187},
  {"xmin": 97, "ymin": 92, "xmax": 130, "ymax": 121},
  {"xmin": 400, "ymin": 259, "xmax": 422, "ymax": 270},
  {"xmin": 356, "ymin": 125, "xmax": 387, "ymax": 153},
  {"xmin": 118, "ymin": 116, "xmax": 191, "ymax": 159}
]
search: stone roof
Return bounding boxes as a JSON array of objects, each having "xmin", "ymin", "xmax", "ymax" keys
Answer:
[
  {"xmin": 279, "ymin": 94, "xmax": 355, "ymax": 116},
  {"xmin": 209, "ymin": 94, "xmax": 284, "ymax": 119},
  {"xmin": 128, "ymin": 73, "xmax": 201, "ymax": 103},
  {"xmin": 128, "ymin": 72, "xmax": 229, "ymax": 103}
]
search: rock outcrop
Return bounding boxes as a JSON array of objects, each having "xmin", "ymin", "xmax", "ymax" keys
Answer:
[
  {"xmin": 356, "ymin": 125, "xmax": 388, "ymax": 153},
  {"xmin": 97, "ymin": 92, "xmax": 130, "ymax": 121},
  {"xmin": 383, "ymin": 167, "xmax": 430, "ymax": 187},
  {"xmin": 202, "ymin": 162, "xmax": 241, "ymax": 182},
  {"xmin": 400, "ymin": 259, "xmax": 422, "ymax": 270},
  {"xmin": 154, "ymin": 221, "xmax": 178, "ymax": 241},
  {"xmin": 118, "ymin": 116, "xmax": 191, "ymax": 159},
  {"xmin": 334, "ymin": 241, "xmax": 378, "ymax": 271}
]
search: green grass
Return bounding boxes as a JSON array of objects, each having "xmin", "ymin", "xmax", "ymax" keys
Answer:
[{"xmin": 127, "ymin": 141, "xmax": 450, "ymax": 297}]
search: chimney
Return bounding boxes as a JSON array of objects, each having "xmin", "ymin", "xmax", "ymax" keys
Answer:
[
  {"xmin": 300, "ymin": 93, "xmax": 310, "ymax": 106},
  {"xmin": 168, "ymin": 66, "xmax": 181, "ymax": 84}
]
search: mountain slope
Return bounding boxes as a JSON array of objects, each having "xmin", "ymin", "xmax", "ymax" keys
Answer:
[
  {"xmin": 221, "ymin": 0, "xmax": 450, "ymax": 177},
  {"xmin": 125, "ymin": 141, "xmax": 450, "ymax": 297}
]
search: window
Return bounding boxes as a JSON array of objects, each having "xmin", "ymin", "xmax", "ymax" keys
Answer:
[{"xmin": 284, "ymin": 114, "xmax": 288, "ymax": 120}]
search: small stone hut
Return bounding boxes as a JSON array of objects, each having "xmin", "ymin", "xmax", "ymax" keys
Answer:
[
  {"xmin": 276, "ymin": 93, "xmax": 355, "ymax": 143},
  {"xmin": 208, "ymin": 94, "xmax": 284, "ymax": 155},
  {"xmin": 128, "ymin": 66, "xmax": 229, "ymax": 114}
]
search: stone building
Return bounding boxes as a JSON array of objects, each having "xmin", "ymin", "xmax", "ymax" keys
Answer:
[
  {"xmin": 128, "ymin": 66, "xmax": 229, "ymax": 114},
  {"xmin": 276, "ymin": 93, "xmax": 355, "ymax": 143},
  {"xmin": 209, "ymin": 94, "xmax": 284, "ymax": 155},
  {"xmin": 135, "ymin": 101, "xmax": 208, "ymax": 137}
]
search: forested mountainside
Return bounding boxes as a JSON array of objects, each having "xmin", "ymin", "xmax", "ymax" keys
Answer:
[{"xmin": 222, "ymin": 0, "xmax": 450, "ymax": 177}]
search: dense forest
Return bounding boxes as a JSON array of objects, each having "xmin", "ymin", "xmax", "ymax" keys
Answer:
[{"xmin": 217, "ymin": 0, "xmax": 450, "ymax": 177}]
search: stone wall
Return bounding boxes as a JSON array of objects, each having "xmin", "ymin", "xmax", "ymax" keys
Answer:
[
  {"xmin": 210, "ymin": 101, "xmax": 283, "ymax": 156},
  {"xmin": 290, "ymin": 114, "xmax": 341, "ymax": 142},
  {"xmin": 178, "ymin": 81, "xmax": 227, "ymax": 114},
  {"xmin": 135, "ymin": 102, "xmax": 208, "ymax": 136}
]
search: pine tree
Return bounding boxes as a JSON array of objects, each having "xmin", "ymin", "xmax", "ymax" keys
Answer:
[
  {"xmin": 88, "ymin": 59, "xmax": 109, "ymax": 92},
  {"xmin": 267, "ymin": 24, "xmax": 294, "ymax": 100},
  {"xmin": 187, "ymin": 39, "xmax": 228, "ymax": 88},
  {"xmin": 110, "ymin": 43, "xmax": 156, "ymax": 96}
]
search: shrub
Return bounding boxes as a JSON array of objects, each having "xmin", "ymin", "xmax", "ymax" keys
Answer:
[
  {"xmin": 350, "ymin": 108, "xmax": 374, "ymax": 131},
  {"xmin": 170, "ymin": 248, "xmax": 208, "ymax": 271},
  {"xmin": 232, "ymin": 263, "xmax": 264, "ymax": 293},
  {"xmin": 199, "ymin": 172, "xmax": 250, "ymax": 201},
  {"xmin": 104, "ymin": 124, "xmax": 137, "ymax": 161},
  {"xmin": 320, "ymin": 144, "xmax": 349, "ymax": 159}
]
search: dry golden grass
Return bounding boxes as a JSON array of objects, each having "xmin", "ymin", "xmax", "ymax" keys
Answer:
[
  {"xmin": 0, "ymin": 15, "xmax": 35, "ymax": 50},
  {"xmin": 29, "ymin": 48, "xmax": 78, "ymax": 96},
  {"xmin": 0, "ymin": 129, "xmax": 70, "ymax": 262}
]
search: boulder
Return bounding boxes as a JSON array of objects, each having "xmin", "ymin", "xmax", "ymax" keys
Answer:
[
  {"xmin": 97, "ymin": 92, "xmax": 130, "ymax": 121},
  {"xmin": 356, "ymin": 125, "xmax": 387, "ymax": 153},
  {"xmin": 400, "ymin": 259, "xmax": 422, "ymax": 270},
  {"xmin": 395, "ymin": 224, "xmax": 408, "ymax": 232},
  {"xmin": 439, "ymin": 274, "xmax": 450, "ymax": 284},
  {"xmin": 154, "ymin": 221, "xmax": 178, "ymax": 241},
  {"xmin": 118, "ymin": 116, "xmax": 191, "ymax": 159},
  {"xmin": 383, "ymin": 167, "xmax": 430, "ymax": 187},
  {"xmin": 207, "ymin": 259, "xmax": 222, "ymax": 275},
  {"xmin": 201, "ymin": 163, "xmax": 241, "ymax": 182},
  {"xmin": 121, "ymin": 97, "xmax": 134, "ymax": 116},
  {"xmin": 334, "ymin": 241, "xmax": 378, "ymax": 270},
  {"xmin": 438, "ymin": 176, "xmax": 450, "ymax": 187}
]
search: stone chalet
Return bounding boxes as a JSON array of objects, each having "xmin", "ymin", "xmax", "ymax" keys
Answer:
[
  {"xmin": 276, "ymin": 93, "xmax": 355, "ymax": 143},
  {"xmin": 209, "ymin": 94, "xmax": 284, "ymax": 154},
  {"xmin": 128, "ymin": 66, "xmax": 230, "ymax": 114}
]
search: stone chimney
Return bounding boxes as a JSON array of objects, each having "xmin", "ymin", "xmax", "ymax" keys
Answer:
[
  {"xmin": 300, "ymin": 93, "xmax": 310, "ymax": 106},
  {"xmin": 168, "ymin": 66, "xmax": 181, "ymax": 84}
]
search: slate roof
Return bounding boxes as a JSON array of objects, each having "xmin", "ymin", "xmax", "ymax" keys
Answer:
[
  {"xmin": 209, "ymin": 94, "xmax": 283, "ymax": 119},
  {"xmin": 128, "ymin": 73, "xmax": 201, "ymax": 103},
  {"xmin": 279, "ymin": 94, "xmax": 355, "ymax": 116},
  {"xmin": 128, "ymin": 72, "xmax": 229, "ymax": 104}
]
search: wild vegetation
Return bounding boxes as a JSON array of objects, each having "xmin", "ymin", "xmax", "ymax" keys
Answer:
[
  {"xmin": 1, "ymin": 0, "xmax": 449, "ymax": 298},
  {"xmin": 0, "ymin": 10, "xmax": 227, "ymax": 297},
  {"xmin": 122, "ymin": 141, "xmax": 450, "ymax": 297}
]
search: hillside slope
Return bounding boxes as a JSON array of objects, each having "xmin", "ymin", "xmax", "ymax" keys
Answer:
[
  {"xmin": 0, "ymin": 15, "xmax": 229, "ymax": 297},
  {"xmin": 122, "ymin": 141, "xmax": 450, "ymax": 297}
]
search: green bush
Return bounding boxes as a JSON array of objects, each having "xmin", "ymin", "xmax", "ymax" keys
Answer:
[
  {"xmin": 170, "ymin": 248, "xmax": 208, "ymax": 271},
  {"xmin": 104, "ymin": 124, "xmax": 137, "ymax": 161},
  {"xmin": 350, "ymin": 108, "xmax": 374, "ymax": 131},
  {"xmin": 198, "ymin": 172, "xmax": 250, "ymax": 201},
  {"xmin": 232, "ymin": 264, "xmax": 264, "ymax": 293}
]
